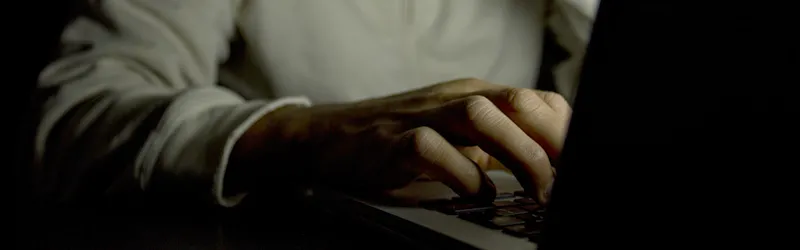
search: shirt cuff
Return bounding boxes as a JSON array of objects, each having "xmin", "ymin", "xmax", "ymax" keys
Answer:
[{"xmin": 214, "ymin": 96, "xmax": 313, "ymax": 207}]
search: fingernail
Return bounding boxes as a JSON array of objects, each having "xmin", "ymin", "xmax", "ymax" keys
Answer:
[
  {"xmin": 538, "ymin": 191, "xmax": 549, "ymax": 206},
  {"xmin": 539, "ymin": 181, "xmax": 554, "ymax": 205}
]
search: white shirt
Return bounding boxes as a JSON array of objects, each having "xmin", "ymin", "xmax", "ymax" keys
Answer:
[{"xmin": 35, "ymin": 0, "xmax": 598, "ymax": 206}]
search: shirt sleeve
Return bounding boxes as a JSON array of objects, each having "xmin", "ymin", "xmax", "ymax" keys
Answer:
[
  {"xmin": 547, "ymin": 0, "xmax": 601, "ymax": 102},
  {"xmin": 34, "ymin": 0, "xmax": 310, "ymax": 207}
]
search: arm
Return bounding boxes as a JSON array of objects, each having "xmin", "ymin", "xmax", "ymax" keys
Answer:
[
  {"xmin": 547, "ymin": 0, "xmax": 601, "ymax": 102},
  {"xmin": 35, "ymin": 0, "xmax": 309, "ymax": 207}
]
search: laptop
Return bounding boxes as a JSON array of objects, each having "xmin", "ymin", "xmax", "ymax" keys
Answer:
[{"xmin": 305, "ymin": 1, "xmax": 798, "ymax": 249}]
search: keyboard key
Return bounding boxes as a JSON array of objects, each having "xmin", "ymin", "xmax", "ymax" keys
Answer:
[
  {"xmin": 514, "ymin": 198, "xmax": 537, "ymax": 204},
  {"xmin": 492, "ymin": 200, "xmax": 519, "ymax": 207},
  {"xmin": 496, "ymin": 207, "xmax": 527, "ymax": 216},
  {"xmin": 502, "ymin": 224, "xmax": 541, "ymax": 238}
]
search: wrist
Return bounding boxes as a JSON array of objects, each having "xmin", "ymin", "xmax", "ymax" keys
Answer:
[{"xmin": 226, "ymin": 105, "xmax": 308, "ymax": 194}]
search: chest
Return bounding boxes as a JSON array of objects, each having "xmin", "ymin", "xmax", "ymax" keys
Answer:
[{"xmin": 226, "ymin": 0, "xmax": 546, "ymax": 103}]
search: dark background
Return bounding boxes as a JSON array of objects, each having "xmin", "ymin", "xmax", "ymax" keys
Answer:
[{"xmin": 13, "ymin": 0, "xmax": 70, "ymax": 210}]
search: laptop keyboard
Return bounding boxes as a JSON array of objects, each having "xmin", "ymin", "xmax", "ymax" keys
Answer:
[{"xmin": 420, "ymin": 191, "xmax": 545, "ymax": 243}]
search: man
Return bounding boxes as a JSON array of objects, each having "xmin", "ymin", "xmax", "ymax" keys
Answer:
[{"xmin": 34, "ymin": 0, "xmax": 598, "ymax": 207}]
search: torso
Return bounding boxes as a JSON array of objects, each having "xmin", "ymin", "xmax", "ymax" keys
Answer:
[{"xmin": 220, "ymin": 0, "xmax": 546, "ymax": 103}]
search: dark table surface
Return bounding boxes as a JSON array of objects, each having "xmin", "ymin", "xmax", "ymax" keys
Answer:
[{"xmin": 15, "ymin": 194, "xmax": 421, "ymax": 250}]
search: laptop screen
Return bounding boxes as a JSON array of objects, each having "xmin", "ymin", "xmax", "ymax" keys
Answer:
[{"xmin": 541, "ymin": 1, "xmax": 797, "ymax": 249}]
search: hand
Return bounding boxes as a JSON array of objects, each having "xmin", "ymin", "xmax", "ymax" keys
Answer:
[{"xmin": 233, "ymin": 79, "xmax": 571, "ymax": 204}]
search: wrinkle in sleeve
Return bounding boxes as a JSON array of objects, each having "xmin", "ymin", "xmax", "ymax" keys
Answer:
[
  {"xmin": 547, "ymin": 0, "xmax": 600, "ymax": 102},
  {"xmin": 34, "ymin": 0, "xmax": 311, "ymax": 207}
]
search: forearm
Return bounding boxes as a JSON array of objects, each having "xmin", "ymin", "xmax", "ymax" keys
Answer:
[
  {"xmin": 35, "ymin": 71, "xmax": 280, "ymax": 204},
  {"xmin": 33, "ymin": 0, "xmax": 315, "ymax": 207}
]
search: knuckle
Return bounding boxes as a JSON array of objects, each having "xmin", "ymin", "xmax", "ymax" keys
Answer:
[
  {"xmin": 408, "ymin": 126, "xmax": 441, "ymax": 156},
  {"xmin": 544, "ymin": 91, "xmax": 567, "ymax": 105},
  {"xmin": 524, "ymin": 143, "xmax": 549, "ymax": 162},
  {"xmin": 540, "ymin": 91, "xmax": 569, "ymax": 108},
  {"xmin": 464, "ymin": 94, "xmax": 492, "ymax": 106},
  {"xmin": 463, "ymin": 95, "xmax": 497, "ymax": 121},
  {"xmin": 504, "ymin": 88, "xmax": 542, "ymax": 112}
]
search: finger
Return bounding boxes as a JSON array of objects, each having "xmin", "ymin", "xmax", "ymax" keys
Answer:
[
  {"xmin": 535, "ymin": 90, "xmax": 571, "ymax": 159},
  {"xmin": 480, "ymin": 88, "xmax": 570, "ymax": 158},
  {"xmin": 394, "ymin": 127, "xmax": 496, "ymax": 199},
  {"xmin": 371, "ymin": 78, "xmax": 503, "ymax": 108},
  {"xmin": 535, "ymin": 90, "xmax": 572, "ymax": 116},
  {"xmin": 457, "ymin": 146, "xmax": 510, "ymax": 173},
  {"xmin": 431, "ymin": 96, "xmax": 555, "ymax": 204}
]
